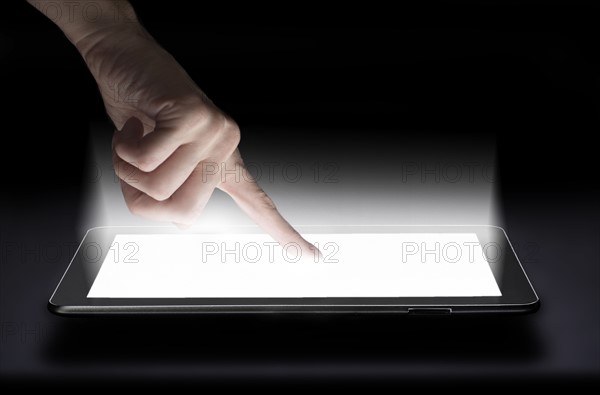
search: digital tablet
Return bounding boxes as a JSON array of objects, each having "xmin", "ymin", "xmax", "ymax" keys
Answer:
[{"xmin": 49, "ymin": 225, "xmax": 539, "ymax": 315}]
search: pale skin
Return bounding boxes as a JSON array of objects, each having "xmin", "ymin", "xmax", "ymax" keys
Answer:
[{"xmin": 27, "ymin": 0, "xmax": 319, "ymax": 257}]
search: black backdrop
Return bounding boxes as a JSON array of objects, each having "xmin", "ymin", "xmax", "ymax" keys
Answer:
[{"xmin": 2, "ymin": 2, "xmax": 598, "ymax": 198}]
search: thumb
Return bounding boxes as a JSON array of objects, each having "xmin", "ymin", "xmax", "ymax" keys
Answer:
[
  {"xmin": 112, "ymin": 117, "xmax": 146, "ymax": 173},
  {"xmin": 113, "ymin": 116, "xmax": 145, "ymax": 147}
]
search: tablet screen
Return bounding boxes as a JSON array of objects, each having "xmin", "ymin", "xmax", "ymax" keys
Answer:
[{"xmin": 87, "ymin": 233, "xmax": 501, "ymax": 298}]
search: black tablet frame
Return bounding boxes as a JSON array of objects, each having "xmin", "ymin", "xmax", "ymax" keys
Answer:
[{"xmin": 49, "ymin": 225, "xmax": 539, "ymax": 315}]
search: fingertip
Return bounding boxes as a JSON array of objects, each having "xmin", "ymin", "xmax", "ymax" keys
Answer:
[
  {"xmin": 308, "ymin": 243, "xmax": 323, "ymax": 259},
  {"xmin": 299, "ymin": 240, "xmax": 322, "ymax": 262}
]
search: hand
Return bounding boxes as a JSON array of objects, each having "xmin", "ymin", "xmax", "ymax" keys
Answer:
[{"xmin": 77, "ymin": 24, "xmax": 318, "ymax": 256}]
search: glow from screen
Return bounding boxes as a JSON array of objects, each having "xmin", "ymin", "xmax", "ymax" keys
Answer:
[{"xmin": 87, "ymin": 233, "xmax": 501, "ymax": 298}]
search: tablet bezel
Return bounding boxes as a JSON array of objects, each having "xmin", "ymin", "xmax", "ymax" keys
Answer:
[{"xmin": 49, "ymin": 225, "xmax": 539, "ymax": 315}]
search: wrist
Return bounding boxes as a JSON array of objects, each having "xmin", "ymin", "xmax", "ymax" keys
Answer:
[
  {"xmin": 27, "ymin": 1, "xmax": 145, "ymax": 56},
  {"xmin": 74, "ymin": 21, "xmax": 149, "ymax": 66}
]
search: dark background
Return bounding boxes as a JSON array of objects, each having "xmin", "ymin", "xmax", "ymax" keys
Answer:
[{"xmin": 1, "ymin": 1, "xmax": 598, "ymax": 389}]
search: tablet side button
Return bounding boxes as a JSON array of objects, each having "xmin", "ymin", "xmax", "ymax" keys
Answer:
[{"xmin": 407, "ymin": 308, "xmax": 452, "ymax": 315}]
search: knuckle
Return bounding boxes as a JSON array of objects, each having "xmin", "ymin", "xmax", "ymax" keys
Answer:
[
  {"xmin": 171, "ymin": 192, "xmax": 210, "ymax": 224},
  {"xmin": 188, "ymin": 105, "xmax": 214, "ymax": 132},
  {"xmin": 191, "ymin": 108, "xmax": 241, "ymax": 147},
  {"xmin": 126, "ymin": 198, "xmax": 145, "ymax": 217},
  {"xmin": 132, "ymin": 150, "xmax": 160, "ymax": 172},
  {"xmin": 222, "ymin": 121, "xmax": 241, "ymax": 147},
  {"xmin": 115, "ymin": 140, "xmax": 161, "ymax": 173},
  {"xmin": 173, "ymin": 205, "xmax": 200, "ymax": 225},
  {"xmin": 145, "ymin": 179, "xmax": 174, "ymax": 202}
]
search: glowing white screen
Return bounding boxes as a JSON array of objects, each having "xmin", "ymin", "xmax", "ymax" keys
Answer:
[{"xmin": 87, "ymin": 233, "xmax": 501, "ymax": 298}]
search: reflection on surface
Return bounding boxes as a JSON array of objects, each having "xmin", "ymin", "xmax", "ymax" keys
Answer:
[{"xmin": 44, "ymin": 314, "xmax": 541, "ymax": 368}]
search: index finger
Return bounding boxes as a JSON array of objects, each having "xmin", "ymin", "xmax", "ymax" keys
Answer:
[{"xmin": 218, "ymin": 151, "xmax": 321, "ymax": 260}]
